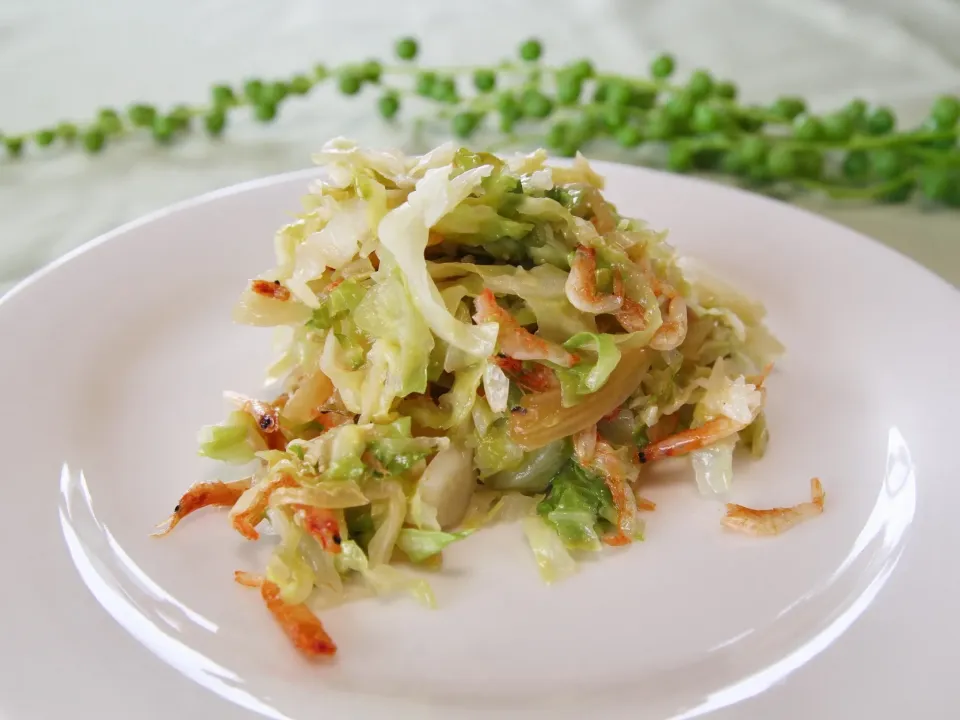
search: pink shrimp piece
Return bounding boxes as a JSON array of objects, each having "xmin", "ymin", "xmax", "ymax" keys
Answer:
[
  {"xmin": 565, "ymin": 245, "xmax": 624, "ymax": 315},
  {"xmin": 230, "ymin": 474, "xmax": 299, "ymax": 540},
  {"xmin": 474, "ymin": 289, "xmax": 577, "ymax": 368},
  {"xmin": 573, "ymin": 425, "xmax": 598, "ymax": 465},
  {"xmin": 649, "ymin": 296, "xmax": 688, "ymax": 351},
  {"xmin": 613, "ymin": 296, "xmax": 648, "ymax": 333},
  {"xmin": 638, "ymin": 416, "xmax": 745, "ymax": 464},
  {"xmin": 494, "ymin": 356, "xmax": 558, "ymax": 392},
  {"xmin": 153, "ymin": 478, "xmax": 252, "ymax": 537},
  {"xmin": 591, "ymin": 440, "xmax": 639, "ymax": 546},
  {"xmin": 293, "ymin": 506, "xmax": 343, "ymax": 554},
  {"xmin": 722, "ymin": 478, "xmax": 825, "ymax": 536},
  {"xmin": 234, "ymin": 572, "xmax": 337, "ymax": 656}
]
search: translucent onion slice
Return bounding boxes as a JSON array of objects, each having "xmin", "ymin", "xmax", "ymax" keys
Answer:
[{"xmin": 509, "ymin": 347, "xmax": 652, "ymax": 450}]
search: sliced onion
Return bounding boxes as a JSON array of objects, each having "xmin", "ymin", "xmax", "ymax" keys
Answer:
[
  {"xmin": 509, "ymin": 347, "xmax": 651, "ymax": 450},
  {"xmin": 281, "ymin": 371, "xmax": 334, "ymax": 424}
]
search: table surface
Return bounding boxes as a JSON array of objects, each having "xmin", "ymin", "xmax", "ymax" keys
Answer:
[{"xmin": 2, "ymin": 0, "xmax": 959, "ymax": 296}]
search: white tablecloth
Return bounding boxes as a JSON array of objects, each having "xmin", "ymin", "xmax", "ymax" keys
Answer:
[{"xmin": 2, "ymin": 0, "xmax": 959, "ymax": 293}]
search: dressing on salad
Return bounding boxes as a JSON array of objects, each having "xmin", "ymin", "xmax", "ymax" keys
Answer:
[{"xmin": 156, "ymin": 139, "xmax": 794, "ymax": 658}]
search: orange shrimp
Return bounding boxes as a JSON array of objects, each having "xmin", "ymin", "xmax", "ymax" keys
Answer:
[
  {"xmin": 494, "ymin": 356, "xmax": 558, "ymax": 392},
  {"xmin": 573, "ymin": 425, "xmax": 598, "ymax": 465},
  {"xmin": 234, "ymin": 572, "xmax": 337, "ymax": 657},
  {"xmin": 227, "ymin": 392, "xmax": 288, "ymax": 450},
  {"xmin": 250, "ymin": 279, "xmax": 291, "ymax": 301},
  {"xmin": 649, "ymin": 296, "xmax": 688, "ymax": 351},
  {"xmin": 474, "ymin": 289, "xmax": 578, "ymax": 368},
  {"xmin": 635, "ymin": 496, "xmax": 657, "ymax": 511},
  {"xmin": 639, "ymin": 416, "xmax": 745, "ymax": 464},
  {"xmin": 292, "ymin": 506, "xmax": 343, "ymax": 554},
  {"xmin": 565, "ymin": 245, "xmax": 623, "ymax": 315},
  {"xmin": 153, "ymin": 478, "xmax": 252, "ymax": 537},
  {"xmin": 231, "ymin": 474, "xmax": 299, "ymax": 540},
  {"xmin": 591, "ymin": 440, "xmax": 639, "ymax": 546},
  {"xmin": 722, "ymin": 478, "xmax": 825, "ymax": 536},
  {"xmin": 746, "ymin": 363, "xmax": 774, "ymax": 389}
]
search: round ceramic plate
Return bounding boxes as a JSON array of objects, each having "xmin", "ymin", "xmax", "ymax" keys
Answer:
[{"xmin": 1, "ymin": 161, "xmax": 958, "ymax": 720}]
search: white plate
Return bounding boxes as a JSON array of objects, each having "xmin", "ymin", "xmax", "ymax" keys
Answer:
[{"xmin": 1, "ymin": 161, "xmax": 959, "ymax": 720}]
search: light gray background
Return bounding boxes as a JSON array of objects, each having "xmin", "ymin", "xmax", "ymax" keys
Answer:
[{"xmin": 2, "ymin": 0, "xmax": 959, "ymax": 293}]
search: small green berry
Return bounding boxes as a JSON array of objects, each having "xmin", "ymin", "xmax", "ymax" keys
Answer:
[
  {"xmin": 377, "ymin": 92, "xmax": 400, "ymax": 119},
  {"xmin": 629, "ymin": 88, "xmax": 657, "ymax": 110},
  {"xmin": 545, "ymin": 121, "xmax": 569, "ymax": 149},
  {"xmin": 687, "ymin": 70, "xmax": 713, "ymax": 100},
  {"xmin": 645, "ymin": 110, "xmax": 675, "ymax": 140},
  {"xmin": 360, "ymin": 60, "xmax": 382, "ymax": 84},
  {"xmin": 592, "ymin": 80, "xmax": 611, "ymax": 104},
  {"xmin": 842, "ymin": 150, "xmax": 869, "ymax": 180},
  {"xmin": 313, "ymin": 64, "xmax": 329, "ymax": 81},
  {"xmin": 665, "ymin": 93, "xmax": 695, "ymax": 122},
  {"xmin": 151, "ymin": 115, "xmax": 174, "ymax": 144},
  {"xmin": 128, "ymin": 103, "xmax": 157, "ymax": 127},
  {"xmin": 737, "ymin": 110, "xmax": 765, "ymax": 132},
  {"xmin": 720, "ymin": 151, "xmax": 748, "ymax": 176},
  {"xmin": 519, "ymin": 38, "xmax": 543, "ymax": 62},
  {"xmin": 842, "ymin": 98, "xmax": 867, "ymax": 123},
  {"xmin": 211, "ymin": 85, "xmax": 236, "ymax": 107},
  {"xmin": 415, "ymin": 71, "xmax": 437, "ymax": 97},
  {"xmin": 97, "ymin": 108, "xmax": 123, "ymax": 135},
  {"xmin": 767, "ymin": 146, "xmax": 797, "ymax": 177},
  {"xmin": 869, "ymin": 149, "xmax": 904, "ymax": 180},
  {"xmin": 35, "ymin": 129, "xmax": 56, "ymax": 147},
  {"xmin": 243, "ymin": 79, "xmax": 265, "ymax": 103},
  {"xmin": 667, "ymin": 143, "xmax": 694, "ymax": 172},
  {"xmin": 265, "ymin": 81, "xmax": 289, "ymax": 105},
  {"xmin": 793, "ymin": 115, "xmax": 824, "ymax": 142},
  {"xmin": 602, "ymin": 105, "xmax": 628, "ymax": 131},
  {"xmin": 714, "ymin": 80, "xmax": 737, "ymax": 100},
  {"xmin": 473, "ymin": 68, "xmax": 496, "ymax": 93},
  {"xmin": 569, "ymin": 58, "xmax": 595, "ymax": 80},
  {"xmin": 4, "ymin": 136, "xmax": 24, "ymax": 157},
  {"xmin": 605, "ymin": 81, "xmax": 633, "ymax": 107},
  {"xmin": 289, "ymin": 75, "xmax": 312, "ymax": 96},
  {"xmin": 254, "ymin": 102, "xmax": 278, "ymax": 123},
  {"xmin": 168, "ymin": 105, "xmax": 193, "ymax": 131},
  {"xmin": 865, "ymin": 106, "xmax": 895, "ymax": 135},
  {"xmin": 691, "ymin": 104, "xmax": 721, "ymax": 133},
  {"xmin": 432, "ymin": 77, "xmax": 458, "ymax": 104},
  {"xmin": 931, "ymin": 95, "xmax": 960, "ymax": 128},
  {"xmin": 822, "ymin": 113, "xmax": 853, "ymax": 141},
  {"xmin": 338, "ymin": 72, "xmax": 362, "ymax": 96},
  {"xmin": 556, "ymin": 73, "xmax": 582, "ymax": 105},
  {"xmin": 83, "ymin": 127, "xmax": 106, "ymax": 154},
  {"xmin": 452, "ymin": 111, "xmax": 482, "ymax": 139},
  {"xmin": 771, "ymin": 96, "xmax": 806, "ymax": 121},
  {"xmin": 497, "ymin": 93, "xmax": 522, "ymax": 123},
  {"xmin": 204, "ymin": 110, "xmax": 226, "ymax": 137},
  {"xmin": 616, "ymin": 124, "xmax": 642, "ymax": 148},
  {"xmin": 56, "ymin": 122, "xmax": 78, "ymax": 143},
  {"xmin": 395, "ymin": 36, "xmax": 418, "ymax": 61},
  {"xmin": 737, "ymin": 136, "xmax": 768, "ymax": 166},
  {"xmin": 522, "ymin": 90, "xmax": 553, "ymax": 119},
  {"xmin": 650, "ymin": 53, "xmax": 675, "ymax": 79}
]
